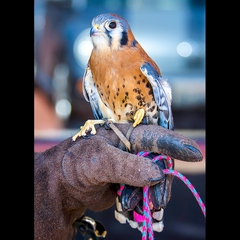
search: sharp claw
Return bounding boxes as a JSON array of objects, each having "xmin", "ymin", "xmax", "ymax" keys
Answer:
[
  {"xmin": 133, "ymin": 109, "xmax": 145, "ymax": 127},
  {"xmin": 72, "ymin": 119, "xmax": 105, "ymax": 141},
  {"xmin": 82, "ymin": 134, "xmax": 94, "ymax": 139},
  {"xmin": 103, "ymin": 119, "xmax": 113, "ymax": 130}
]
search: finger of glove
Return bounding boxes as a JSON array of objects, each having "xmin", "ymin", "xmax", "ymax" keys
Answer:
[
  {"xmin": 148, "ymin": 158, "xmax": 174, "ymax": 210},
  {"xmin": 119, "ymin": 186, "xmax": 143, "ymax": 211},
  {"xmin": 129, "ymin": 124, "xmax": 203, "ymax": 162},
  {"xmin": 70, "ymin": 136, "xmax": 165, "ymax": 187}
]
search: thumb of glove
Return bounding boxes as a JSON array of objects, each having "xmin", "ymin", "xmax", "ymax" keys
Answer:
[{"xmin": 63, "ymin": 136, "xmax": 164, "ymax": 189}]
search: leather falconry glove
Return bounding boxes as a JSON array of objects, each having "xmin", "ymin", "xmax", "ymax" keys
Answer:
[{"xmin": 34, "ymin": 123, "xmax": 203, "ymax": 240}]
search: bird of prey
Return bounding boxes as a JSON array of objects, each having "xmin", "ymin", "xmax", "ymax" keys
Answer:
[{"xmin": 72, "ymin": 12, "xmax": 173, "ymax": 141}]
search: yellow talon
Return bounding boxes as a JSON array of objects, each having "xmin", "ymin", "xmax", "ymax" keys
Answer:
[
  {"xmin": 133, "ymin": 109, "xmax": 145, "ymax": 127},
  {"xmin": 72, "ymin": 119, "xmax": 105, "ymax": 141}
]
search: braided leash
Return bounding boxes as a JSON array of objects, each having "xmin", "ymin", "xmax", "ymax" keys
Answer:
[{"xmin": 118, "ymin": 151, "xmax": 206, "ymax": 240}]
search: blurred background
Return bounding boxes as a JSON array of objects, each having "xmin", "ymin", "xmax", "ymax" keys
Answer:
[{"xmin": 34, "ymin": 0, "xmax": 206, "ymax": 239}]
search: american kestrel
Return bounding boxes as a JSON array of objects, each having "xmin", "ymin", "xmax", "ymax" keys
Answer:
[{"xmin": 72, "ymin": 12, "xmax": 174, "ymax": 141}]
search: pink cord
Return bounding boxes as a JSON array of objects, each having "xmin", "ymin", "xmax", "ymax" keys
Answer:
[
  {"xmin": 118, "ymin": 151, "xmax": 206, "ymax": 240},
  {"xmin": 163, "ymin": 169, "xmax": 206, "ymax": 217}
]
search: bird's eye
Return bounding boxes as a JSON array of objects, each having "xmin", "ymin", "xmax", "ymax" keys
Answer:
[{"xmin": 108, "ymin": 21, "xmax": 117, "ymax": 29}]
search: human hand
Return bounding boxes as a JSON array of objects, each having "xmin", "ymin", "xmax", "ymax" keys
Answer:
[{"xmin": 34, "ymin": 123, "xmax": 202, "ymax": 240}]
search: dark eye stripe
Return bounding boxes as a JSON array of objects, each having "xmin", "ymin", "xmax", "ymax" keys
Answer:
[
  {"xmin": 120, "ymin": 31, "xmax": 128, "ymax": 46},
  {"xmin": 106, "ymin": 30, "xmax": 112, "ymax": 47}
]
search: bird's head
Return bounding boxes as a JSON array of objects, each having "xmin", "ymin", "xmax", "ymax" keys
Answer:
[{"xmin": 90, "ymin": 13, "xmax": 136, "ymax": 51}]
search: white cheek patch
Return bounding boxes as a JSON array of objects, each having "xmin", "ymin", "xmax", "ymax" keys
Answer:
[
  {"xmin": 92, "ymin": 35, "xmax": 110, "ymax": 51},
  {"xmin": 110, "ymin": 28, "xmax": 123, "ymax": 50},
  {"xmin": 91, "ymin": 22, "xmax": 125, "ymax": 51}
]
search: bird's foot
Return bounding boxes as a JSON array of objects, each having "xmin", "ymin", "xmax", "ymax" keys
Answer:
[
  {"xmin": 133, "ymin": 109, "xmax": 145, "ymax": 127},
  {"xmin": 102, "ymin": 118, "xmax": 113, "ymax": 130},
  {"xmin": 72, "ymin": 119, "xmax": 105, "ymax": 141}
]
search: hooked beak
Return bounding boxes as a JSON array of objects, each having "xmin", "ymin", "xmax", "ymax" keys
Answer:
[{"xmin": 90, "ymin": 25, "xmax": 101, "ymax": 37}]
